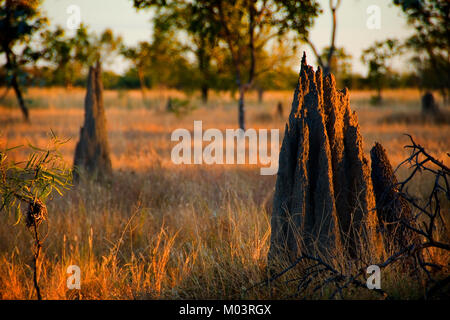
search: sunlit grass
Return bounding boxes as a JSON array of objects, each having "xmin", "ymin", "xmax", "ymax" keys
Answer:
[{"xmin": 0, "ymin": 87, "xmax": 448, "ymax": 299}]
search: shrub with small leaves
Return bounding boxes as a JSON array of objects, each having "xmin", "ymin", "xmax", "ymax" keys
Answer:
[
  {"xmin": 0, "ymin": 133, "xmax": 72, "ymax": 219},
  {"xmin": 166, "ymin": 97, "xmax": 197, "ymax": 118},
  {"xmin": 0, "ymin": 132, "xmax": 72, "ymax": 299}
]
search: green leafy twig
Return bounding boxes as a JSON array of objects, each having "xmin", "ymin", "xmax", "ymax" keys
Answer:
[{"xmin": 0, "ymin": 133, "xmax": 72, "ymax": 300}]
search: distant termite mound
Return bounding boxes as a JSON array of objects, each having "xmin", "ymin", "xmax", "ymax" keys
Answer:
[
  {"xmin": 269, "ymin": 53, "xmax": 381, "ymax": 263},
  {"xmin": 73, "ymin": 62, "xmax": 112, "ymax": 181},
  {"xmin": 276, "ymin": 102, "xmax": 283, "ymax": 118},
  {"xmin": 421, "ymin": 91, "xmax": 439, "ymax": 115}
]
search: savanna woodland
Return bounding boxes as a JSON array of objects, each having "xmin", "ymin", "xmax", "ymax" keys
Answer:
[{"xmin": 0, "ymin": 0, "xmax": 449, "ymax": 301}]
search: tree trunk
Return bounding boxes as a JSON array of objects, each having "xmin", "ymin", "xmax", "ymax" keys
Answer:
[
  {"xmin": 5, "ymin": 48, "xmax": 29, "ymax": 121},
  {"xmin": 238, "ymin": 86, "xmax": 245, "ymax": 130},
  {"xmin": 377, "ymin": 87, "xmax": 382, "ymax": 102},
  {"xmin": 196, "ymin": 36, "xmax": 210, "ymax": 105},
  {"xmin": 375, "ymin": 76, "xmax": 383, "ymax": 104},
  {"xmin": 201, "ymin": 84, "xmax": 208, "ymax": 103},
  {"xmin": 137, "ymin": 67, "xmax": 147, "ymax": 103},
  {"xmin": 11, "ymin": 74, "xmax": 29, "ymax": 122},
  {"xmin": 258, "ymin": 87, "xmax": 264, "ymax": 103}
]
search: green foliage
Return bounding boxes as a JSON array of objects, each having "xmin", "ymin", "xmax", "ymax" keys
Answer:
[
  {"xmin": 320, "ymin": 47, "xmax": 352, "ymax": 86},
  {"xmin": 0, "ymin": 134, "xmax": 72, "ymax": 225},
  {"xmin": 361, "ymin": 39, "xmax": 402, "ymax": 101},
  {"xmin": 131, "ymin": 1, "xmax": 223, "ymax": 96},
  {"xmin": 42, "ymin": 26, "xmax": 77, "ymax": 87},
  {"xmin": 42, "ymin": 24, "xmax": 122, "ymax": 87},
  {"xmin": 4, "ymin": 0, "xmax": 442, "ymax": 95},
  {"xmin": 166, "ymin": 97, "xmax": 197, "ymax": 118},
  {"xmin": 121, "ymin": 37, "xmax": 195, "ymax": 91},
  {"xmin": 361, "ymin": 39, "xmax": 401, "ymax": 76},
  {"xmin": 254, "ymin": 40, "xmax": 300, "ymax": 91},
  {"xmin": 0, "ymin": 0, "xmax": 47, "ymax": 86},
  {"xmin": 272, "ymin": 0, "xmax": 321, "ymax": 39},
  {"xmin": 392, "ymin": 0, "xmax": 449, "ymax": 95},
  {"xmin": 0, "ymin": 0, "xmax": 48, "ymax": 68},
  {"xmin": 0, "ymin": 0, "xmax": 48, "ymax": 119},
  {"xmin": 132, "ymin": 0, "xmax": 314, "ymax": 91}
]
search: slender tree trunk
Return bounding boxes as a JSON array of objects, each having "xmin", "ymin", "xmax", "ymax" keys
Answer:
[
  {"xmin": 425, "ymin": 45, "xmax": 449, "ymax": 106},
  {"xmin": 11, "ymin": 74, "xmax": 29, "ymax": 121},
  {"xmin": 306, "ymin": 39, "xmax": 325, "ymax": 69},
  {"xmin": 64, "ymin": 72, "xmax": 73, "ymax": 90},
  {"xmin": 258, "ymin": 87, "xmax": 264, "ymax": 103},
  {"xmin": 325, "ymin": 0, "xmax": 340, "ymax": 75},
  {"xmin": 32, "ymin": 223, "xmax": 42, "ymax": 300},
  {"xmin": 306, "ymin": 0, "xmax": 341, "ymax": 75},
  {"xmin": 216, "ymin": 0, "xmax": 255, "ymax": 130},
  {"xmin": 374, "ymin": 85, "xmax": 383, "ymax": 105},
  {"xmin": 201, "ymin": 84, "xmax": 208, "ymax": 103},
  {"xmin": 238, "ymin": 85, "xmax": 245, "ymax": 130},
  {"xmin": 137, "ymin": 67, "xmax": 147, "ymax": 103},
  {"xmin": 377, "ymin": 74, "xmax": 383, "ymax": 103},
  {"xmin": 196, "ymin": 35, "xmax": 211, "ymax": 104},
  {"xmin": 5, "ymin": 47, "xmax": 29, "ymax": 121}
]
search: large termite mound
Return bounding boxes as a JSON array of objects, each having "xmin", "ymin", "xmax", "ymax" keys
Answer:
[
  {"xmin": 73, "ymin": 62, "xmax": 112, "ymax": 181},
  {"xmin": 269, "ymin": 53, "xmax": 381, "ymax": 263},
  {"xmin": 370, "ymin": 142, "xmax": 417, "ymax": 252}
]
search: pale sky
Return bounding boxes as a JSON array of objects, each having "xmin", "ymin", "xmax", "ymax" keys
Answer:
[{"xmin": 41, "ymin": 0, "xmax": 414, "ymax": 76}]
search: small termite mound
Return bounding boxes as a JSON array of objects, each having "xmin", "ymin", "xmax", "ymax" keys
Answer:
[
  {"xmin": 73, "ymin": 62, "xmax": 112, "ymax": 181},
  {"xmin": 269, "ymin": 53, "xmax": 381, "ymax": 264},
  {"xmin": 370, "ymin": 142, "xmax": 418, "ymax": 252}
]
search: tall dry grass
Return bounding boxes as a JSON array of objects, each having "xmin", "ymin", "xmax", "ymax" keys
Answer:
[{"xmin": 0, "ymin": 87, "xmax": 448, "ymax": 299}]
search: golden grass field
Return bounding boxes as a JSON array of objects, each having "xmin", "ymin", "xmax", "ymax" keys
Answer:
[{"xmin": 0, "ymin": 87, "xmax": 448, "ymax": 299}]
